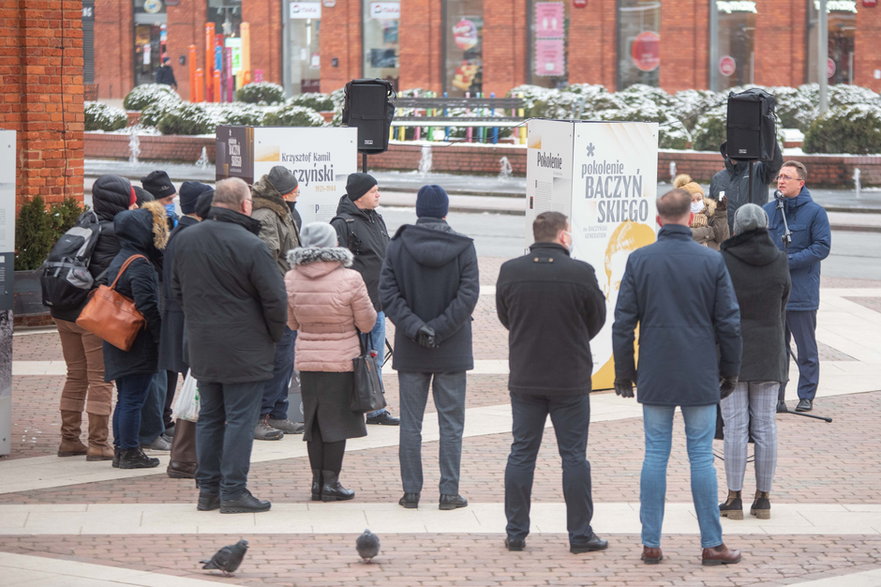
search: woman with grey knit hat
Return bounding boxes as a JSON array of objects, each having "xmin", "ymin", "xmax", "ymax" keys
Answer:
[
  {"xmin": 718, "ymin": 204, "xmax": 791, "ymax": 520},
  {"xmin": 284, "ymin": 222, "xmax": 377, "ymax": 502}
]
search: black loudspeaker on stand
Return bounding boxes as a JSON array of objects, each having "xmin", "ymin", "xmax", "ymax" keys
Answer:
[
  {"xmin": 726, "ymin": 88, "xmax": 778, "ymax": 205},
  {"xmin": 342, "ymin": 78, "xmax": 396, "ymax": 172}
]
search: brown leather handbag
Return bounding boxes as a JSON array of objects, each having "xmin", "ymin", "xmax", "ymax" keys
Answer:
[{"xmin": 76, "ymin": 254, "xmax": 147, "ymax": 351}]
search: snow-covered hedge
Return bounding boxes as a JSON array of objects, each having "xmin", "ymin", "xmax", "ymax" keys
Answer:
[
  {"xmin": 291, "ymin": 92, "xmax": 334, "ymax": 112},
  {"xmin": 156, "ymin": 103, "xmax": 216, "ymax": 135},
  {"xmin": 235, "ymin": 82, "xmax": 286, "ymax": 105},
  {"xmin": 803, "ymin": 104, "xmax": 881, "ymax": 154},
  {"xmin": 84, "ymin": 101, "xmax": 128, "ymax": 131},
  {"xmin": 263, "ymin": 104, "xmax": 325, "ymax": 127},
  {"xmin": 123, "ymin": 83, "xmax": 180, "ymax": 111}
]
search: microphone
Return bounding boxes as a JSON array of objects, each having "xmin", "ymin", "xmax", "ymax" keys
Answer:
[{"xmin": 773, "ymin": 189, "xmax": 784, "ymax": 201}]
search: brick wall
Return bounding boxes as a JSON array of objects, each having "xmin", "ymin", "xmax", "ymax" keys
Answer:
[
  {"xmin": 93, "ymin": 0, "xmax": 132, "ymax": 99},
  {"xmin": 246, "ymin": 0, "xmax": 282, "ymax": 86},
  {"xmin": 754, "ymin": 2, "xmax": 807, "ymax": 88},
  {"xmin": 483, "ymin": 0, "xmax": 527, "ymax": 97},
  {"xmin": 166, "ymin": 0, "xmax": 208, "ymax": 102},
  {"xmin": 660, "ymin": 1, "xmax": 709, "ymax": 91},
  {"xmin": 399, "ymin": 0, "xmax": 443, "ymax": 93},
  {"xmin": 84, "ymin": 133, "xmax": 216, "ymax": 163},
  {"xmin": 320, "ymin": 0, "xmax": 361, "ymax": 93},
  {"xmin": 0, "ymin": 1, "xmax": 84, "ymax": 211},
  {"xmin": 855, "ymin": 6, "xmax": 881, "ymax": 92},
  {"xmin": 568, "ymin": 0, "xmax": 617, "ymax": 89}
]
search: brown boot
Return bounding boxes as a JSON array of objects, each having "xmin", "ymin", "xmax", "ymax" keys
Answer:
[
  {"xmin": 701, "ymin": 543, "xmax": 742, "ymax": 566},
  {"xmin": 167, "ymin": 419, "xmax": 198, "ymax": 479},
  {"xmin": 58, "ymin": 410, "xmax": 87, "ymax": 457},
  {"xmin": 86, "ymin": 413, "xmax": 114, "ymax": 461}
]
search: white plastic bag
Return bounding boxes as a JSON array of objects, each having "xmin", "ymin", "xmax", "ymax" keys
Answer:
[{"xmin": 171, "ymin": 370, "xmax": 200, "ymax": 422}]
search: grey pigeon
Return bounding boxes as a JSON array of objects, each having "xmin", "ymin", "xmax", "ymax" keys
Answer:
[
  {"xmin": 201, "ymin": 539, "xmax": 249, "ymax": 576},
  {"xmin": 356, "ymin": 529, "xmax": 380, "ymax": 563}
]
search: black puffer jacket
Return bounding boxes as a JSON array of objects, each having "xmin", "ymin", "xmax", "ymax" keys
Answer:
[
  {"xmin": 721, "ymin": 228, "xmax": 791, "ymax": 382},
  {"xmin": 496, "ymin": 242, "xmax": 605, "ymax": 395},
  {"xmin": 331, "ymin": 195, "xmax": 389, "ymax": 311},
  {"xmin": 709, "ymin": 141, "xmax": 783, "ymax": 233},
  {"xmin": 380, "ymin": 218, "xmax": 479, "ymax": 373},
  {"xmin": 172, "ymin": 206, "xmax": 287, "ymax": 383},
  {"xmin": 102, "ymin": 205, "xmax": 167, "ymax": 381},
  {"xmin": 91, "ymin": 175, "xmax": 133, "ymax": 276}
]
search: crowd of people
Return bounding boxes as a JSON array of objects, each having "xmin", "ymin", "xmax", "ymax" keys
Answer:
[{"xmin": 48, "ymin": 144, "xmax": 830, "ymax": 564}]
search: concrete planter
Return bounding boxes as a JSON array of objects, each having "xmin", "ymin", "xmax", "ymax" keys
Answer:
[{"xmin": 12, "ymin": 269, "xmax": 53, "ymax": 327}]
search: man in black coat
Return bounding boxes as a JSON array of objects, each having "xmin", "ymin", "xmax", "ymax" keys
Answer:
[
  {"xmin": 332, "ymin": 172, "xmax": 399, "ymax": 426},
  {"xmin": 709, "ymin": 140, "xmax": 782, "ymax": 233},
  {"xmin": 172, "ymin": 177, "xmax": 287, "ymax": 514},
  {"xmin": 495, "ymin": 211, "xmax": 607, "ymax": 554},
  {"xmin": 379, "ymin": 185, "xmax": 479, "ymax": 511},
  {"xmin": 613, "ymin": 188, "xmax": 743, "ymax": 566}
]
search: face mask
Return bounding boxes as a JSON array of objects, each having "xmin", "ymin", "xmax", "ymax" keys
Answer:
[
  {"xmin": 165, "ymin": 202, "xmax": 177, "ymax": 217},
  {"xmin": 690, "ymin": 201, "xmax": 704, "ymax": 214}
]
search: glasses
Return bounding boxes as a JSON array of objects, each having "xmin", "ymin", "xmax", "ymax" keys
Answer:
[{"xmin": 776, "ymin": 174, "xmax": 802, "ymax": 182}]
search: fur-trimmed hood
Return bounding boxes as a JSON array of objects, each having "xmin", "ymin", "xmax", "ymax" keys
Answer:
[
  {"xmin": 115, "ymin": 202, "xmax": 169, "ymax": 252},
  {"xmin": 288, "ymin": 246, "xmax": 353, "ymax": 272}
]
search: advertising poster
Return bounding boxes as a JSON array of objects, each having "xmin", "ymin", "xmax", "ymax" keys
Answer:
[
  {"xmin": 252, "ymin": 127, "xmax": 357, "ymax": 224},
  {"xmin": 526, "ymin": 120, "xmax": 658, "ymax": 390}
]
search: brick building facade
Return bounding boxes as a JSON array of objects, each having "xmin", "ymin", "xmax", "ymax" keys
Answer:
[
  {"xmin": 1, "ymin": 0, "xmax": 84, "ymax": 210},
  {"xmin": 91, "ymin": 1, "xmax": 881, "ymax": 102}
]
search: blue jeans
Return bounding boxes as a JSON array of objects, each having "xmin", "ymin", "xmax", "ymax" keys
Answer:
[
  {"xmin": 196, "ymin": 380, "xmax": 264, "ymax": 500},
  {"xmin": 112, "ymin": 373, "xmax": 153, "ymax": 450},
  {"xmin": 640, "ymin": 404, "xmax": 722, "ymax": 549},
  {"xmin": 138, "ymin": 371, "xmax": 167, "ymax": 445},
  {"xmin": 260, "ymin": 326, "xmax": 294, "ymax": 419},
  {"xmin": 505, "ymin": 392, "xmax": 594, "ymax": 546},
  {"xmin": 366, "ymin": 311, "xmax": 388, "ymax": 418},
  {"xmin": 398, "ymin": 371, "xmax": 466, "ymax": 495}
]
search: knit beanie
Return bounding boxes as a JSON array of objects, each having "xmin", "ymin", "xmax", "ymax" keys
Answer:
[
  {"xmin": 346, "ymin": 172, "xmax": 377, "ymax": 201},
  {"xmin": 672, "ymin": 174, "xmax": 704, "ymax": 197},
  {"xmin": 300, "ymin": 222, "xmax": 338, "ymax": 248},
  {"xmin": 267, "ymin": 166, "xmax": 298, "ymax": 195},
  {"xmin": 133, "ymin": 186, "xmax": 154, "ymax": 207},
  {"xmin": 141, "ymin": 170, "xmax": 176, "ymax": 199},
  {"xmin": 733, "ymin": 203, "xmax": 768, "ymax": 235},
  {"xmin": 415, "ymin": 184, "xmax": 449, "ymax": 218},
  {"xmin": 179, "ymin": 181, "xmax": 212, "ymax": 214},
  {"xmin": 194, "ymin": 189, "xmax": 214, "ymax": 219}
]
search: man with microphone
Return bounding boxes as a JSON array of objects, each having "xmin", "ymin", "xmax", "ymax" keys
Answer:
[{"xmin": 762, "ymin": 161, "xmax": 831, "ymax": 413}]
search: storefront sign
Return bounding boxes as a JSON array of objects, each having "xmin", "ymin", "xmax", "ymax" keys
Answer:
[
  {"xmin": 535, "ymin": 2, "xmax": 564, "ymax": 38},
  {"xmin": 573, "ymin": 0, "xmax": 587, "ymax": 7},
  {"xmin": 863, "ymin": 0, "xmax": 877, "ymax": 7},
  {"xmin": 526, "ymin": 120, "xmax": 658, "ymax": 390},
  {"xmin": 827, "ymin": 58, "xmax": 837, "ymax": 79},
  {"xmin": 814, "ymin": 0, "xmax": 857, "ymax": 11},
  {"xmin": 719, "ymin": 55, "xmax": 736, "ymax": 77},
  {"xmin": 716, "ymin": 1, "xmax": 757, "ymax": 14},
  {"xmin": 290, "ymin": 2, "xmax": 322, "ymax": 19},
  {"xmin": 453, "ymin": 18, "xmax": 479, "ymax": 50},
  {"xmin": 631, "ymin": 31, "xmax": 660, "ymax": 72},
  {"xmin": 534, "ymin": 39, "xmax": 564, "ymax": 76},
  {"xmin": 369, "ymin": 2, "xmax": 400, "ymax": 20}
]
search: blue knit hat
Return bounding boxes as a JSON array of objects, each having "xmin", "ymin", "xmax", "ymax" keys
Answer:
[{"xmin": 415, "ymin": 184, "xmax": 449, "ymax": 218}]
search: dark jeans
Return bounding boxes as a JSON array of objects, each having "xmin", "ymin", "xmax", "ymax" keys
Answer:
[
  {"xmin": 138, "ymin": 371, "xmax": 167, "ymax": 445},
  {"xmin": 260, "ymin": 327, "xmax": 295, "ymax": 419},
  {"xmin": 196, "ymin": 380, "xmax": 265, "ymax": 500},
  {"xmin": 784, "ymin": 310, "xmax": 819, "ymax": 401},
  {"xmin": 505, "ymin": 392, "xmax": 595, "ymax": 546},
  {"xmin": 112, "ymin": 373, "xmax": 154, "ymax": 450},
  {"xmin": 398, "ymin": 371, "xmax": 466, "ymax": 495}
]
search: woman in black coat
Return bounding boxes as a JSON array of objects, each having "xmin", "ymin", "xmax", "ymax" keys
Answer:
[
  {"xmin": 102, "ymin": 203, "xmax": 168, "ymax": 469},
  {"xmin": 718, "ymin": 204, "xmax": 791, "ymax": 521}
]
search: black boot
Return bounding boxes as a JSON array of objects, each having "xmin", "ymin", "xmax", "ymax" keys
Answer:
[
  {"xmin": 719, "ymin": 489, "xmax": 743, "ymax": 520},
  {"xmin": 750, "ymin": 491, "xmax": 771, "ymax": 519},
  {"xmin": 321, "ymin": 470, "xmax": 354, "ymax": 501},
  {"xmin": 118, "ymin": 447, "xmax": 160, "ymax": 469},
  {"xmin": 311, "ymin": 469, "xmax": 323, "ymax": 501},
  {"xmin": 111, "ymin": 446, "xmax": 121, "ymax": 468}
]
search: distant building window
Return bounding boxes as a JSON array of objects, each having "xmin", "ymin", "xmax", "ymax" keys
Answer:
[
  {"xmin": 712, "ymin": 2, "xmax": 756, "ymax": 90},
  {"xmin": 806, "ymin": 1, "xmax": 856, "ymax": 85},
  {"xmin": 363, "ymin": 1, "xmax": 400, "ymax": 90},
  {"xmin": 529, "ymin": 0, "xmax": 567, "ymax": 89},
  {"xmin": 617, "ymin": 0, "xmax": 660, "ymax": 89},
  {"xmin": 444, "ymin": 0, "xmax": 483, "ymax": 97}
]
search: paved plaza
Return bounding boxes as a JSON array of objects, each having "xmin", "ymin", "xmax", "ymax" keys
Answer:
[{"xmin": 3, "ymin": 254, "xmax": 881, "ymax": 585}]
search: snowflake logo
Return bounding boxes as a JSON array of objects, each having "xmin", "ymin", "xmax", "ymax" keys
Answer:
[{"xmin": 586, "ymin": 142, "xmax": 596, "ymax": 157}]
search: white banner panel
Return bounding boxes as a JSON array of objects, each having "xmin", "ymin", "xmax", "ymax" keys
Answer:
[
  {"xmin": 252, "ymin": 127, "xmax": 357, "ymax": 224},
  {"xmin": 525, "ymin": 120, "xmax": 658, "ymax": 390}
]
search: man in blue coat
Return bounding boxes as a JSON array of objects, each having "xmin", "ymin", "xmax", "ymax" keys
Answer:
[
  {"xmin": 613, "ymin": 188, "xmax": 743, "ymax": 566},
  {"xmin": 379, "ymin": 185, "xmax": 479, "ymax": 511},
  {"xmin": 763, "ymin": 161, "xmax": 831, "ymax": 413}
]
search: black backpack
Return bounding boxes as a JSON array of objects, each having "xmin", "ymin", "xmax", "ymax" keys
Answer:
[{"xmin": 40, "ymin": 209, "xmax": 102, "ymax": 310}]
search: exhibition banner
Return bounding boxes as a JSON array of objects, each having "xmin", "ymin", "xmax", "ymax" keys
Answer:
[{"xmin": 526, "ymin": 119, "xmax": 658, "ymax": 390}]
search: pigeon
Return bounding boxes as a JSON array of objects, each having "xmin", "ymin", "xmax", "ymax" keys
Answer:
[
  {"xmin": 356, "ymin": 529, "xmax": 380, "ymax": 563},
  {"xmin": 201, "ymin": 539, "xmax": 249, "ymax": 576}
]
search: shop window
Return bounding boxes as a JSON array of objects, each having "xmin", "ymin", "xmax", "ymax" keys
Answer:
[
  {"xmin": 444, "ymin": 0, "xmax": 483, "ymax": 97},
  {"xmin": 286, "ymin": 0, "xmax": 321, "ymax": 94},
  {"xmin": 529, "ymin": 0, "xmax": 567, "ymax": 88},
  {"xmin": 807, "ymin": 0, "xmax": 856, "ymax": 85},
  {"xmin": 712, "ymin": 1, "xmax": 756, "ymax": 90},
  {"xmin": 133, "ymin": 0, "xmax": 167, "ymax": 86},
  {"xmin": 363, "ymin": 1, "xmax": 400, "ymax": 90},
  {"xmin": 208, "ymin": 0, "xmax": 242, "ymax": 37},
  {"xmin": 617, "ymin": 0, "xmax": 660, "ymax": 89}
]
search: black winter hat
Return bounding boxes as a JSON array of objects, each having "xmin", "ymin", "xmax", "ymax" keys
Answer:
[
  {"xmin": 179, "ymin": 181, "xmax": 212, "ymax": 214},
  {"xmin": 416, "ymin": 184, "xmax": 449, "ymax": 219},
  {"xmin": 91, "ymin": 174, "xmax": 133, "ymax": 221},
  {"xmin": 141, "ymin": 170, "xmax": 176, "ymax": 199},
  {"xmin": 194, "ymin": 189, "xmax": 215, "ymax": 220},
  {"xmin": 267, "ymin": 166, "xmax": 298, "ymax": 195},
  {"xmin": 346, "ymin": 172, "xmax": 377, "ymax": 201},
  {"xmin": 133, "ymin": 186, "xmax": 154, "ymax": 207}
]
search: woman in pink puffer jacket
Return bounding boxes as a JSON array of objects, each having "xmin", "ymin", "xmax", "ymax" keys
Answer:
[{"xmin": 285, "ymin": 222, "xmax": 377, "ymax": 502}]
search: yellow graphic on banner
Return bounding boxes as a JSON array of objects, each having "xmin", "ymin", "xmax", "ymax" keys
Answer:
[{"xmin": 255, "ymin": 144, "xmax": 281, "ymax": 162}]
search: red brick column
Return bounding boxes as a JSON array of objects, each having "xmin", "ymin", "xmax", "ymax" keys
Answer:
[
  {"xmin": 93, "ymin": 0, "xmax": 133, "ymax": 99},
  {"xmin": 399, "ymin": 0, "xmax": 443, "ymax": 93},
  {"xmin": 245, "ymin": 0, "xmax": 283, "ymax": 86},
  {"xmin": 568, "ymin": 0, "xmax": 617, "ymax": 90},
  {"xmin": 754, "ymin": 2, "xmax": 806, "ymax": 88},
  {"xmin": 166, "ymin": 0, "xmax": 209, "ymax": 102},
  {"xmin": 855, "ymin": 6, "xmax": 881, "ymax": 92},
  {"xmin": 483, "ymin": 0, "xmax": 527, "ymax": 97},
  {"xmin": 319, "ymin": 0, "xmax": 362, "ymax": 93},
  {"xmin": 659, "ymin": 0, "xmax": 709, "ymax": 91},
  {"xmin": 0, "ymin": 0, "xmax": 84, "ymax": 210}
]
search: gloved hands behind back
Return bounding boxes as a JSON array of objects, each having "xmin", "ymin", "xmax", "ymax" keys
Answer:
[
  {"xmin": 614, "ymin": 378, "xmax": 634, "ymax": 398},
  {"xmin": 720, "ymin": 375, "xmax": 738, "ymax": 399},
  {"xmin": 416, "ymin": 325, "xmax": 438, "ymax": 349}
]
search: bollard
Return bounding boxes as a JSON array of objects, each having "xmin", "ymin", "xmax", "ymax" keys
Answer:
[
  {"xmin": 669, "ymin": 161, "xmax": 677, "ymax": 183},
  {"xmin": 854, "ymin": 167, "xmax": 862, "ymax": 199}
]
